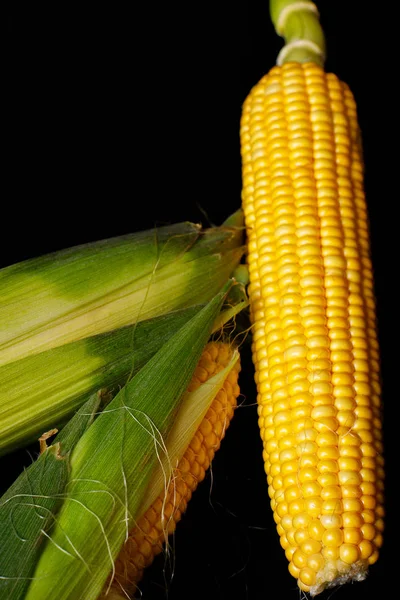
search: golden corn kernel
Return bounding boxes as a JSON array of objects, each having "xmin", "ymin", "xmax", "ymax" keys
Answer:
[
  {"xmin": 340, "ymin": 544, "xmax": 360, "ymax": 564},
  {"xmin": 106, "ymin": 342, "xmax": 241, "ymax": 597},
  {"xmin": 299, "ymin": 567, "xmax": 317, "ymax": 587},
  {"xmin": 301, "ymin": 539, "xmax": 322, "ymax": 556},
  {"xmin": 242, "ymin": 61, "xmax": 383, "ymax": 595}
]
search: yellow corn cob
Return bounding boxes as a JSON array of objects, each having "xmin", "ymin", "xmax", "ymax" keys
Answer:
[
  {"xmin": 241, "ymin": 61, "xmax": 384, "ymax": 594},
  {"xmin": 107, "ymin": 341, "xmax": 241, "ymax": 598}
]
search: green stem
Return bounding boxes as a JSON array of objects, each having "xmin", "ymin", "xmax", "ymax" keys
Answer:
[{"xmin": 269, "ymin": 0, "xmax": 326, "ymax": 66}]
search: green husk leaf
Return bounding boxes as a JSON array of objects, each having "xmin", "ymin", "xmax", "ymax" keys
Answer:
[
  {"xmin": 139, "ymin": 348, "xmax": 240, "ymax": 515},
  {"xmin": 0, "ymin": 222, "xmax": 243, "ymax": 367},
  {"xmin": 0, "ymin": 305, "xmax": 204, "ymax": 456},
  {"xmin": 24, "ymin": 283, "xmax": 231, "ymax": 600},
  {"xmin": 0, "ymin": 391, "xmax": 103, "ymax": 600}
]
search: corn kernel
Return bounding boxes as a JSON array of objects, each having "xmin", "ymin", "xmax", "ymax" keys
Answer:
[
  {"xmin": 340, "ymin": 544, "xmax": 360, "ymax": 564},
  {"xmin": 322, "ymin": 528, "xmax": 344, "ymax": 547},
  {"xmin": 292, "ymin": 549, "xmax": 308, "ymax": 569}
]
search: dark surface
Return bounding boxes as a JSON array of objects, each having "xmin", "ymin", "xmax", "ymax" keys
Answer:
[{"xmin": 3, "ymin": 2, "xmax": 394, "ymax": 599}]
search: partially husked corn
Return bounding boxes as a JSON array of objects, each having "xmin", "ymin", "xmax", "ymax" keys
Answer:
[
  {"xmin": 108, "ymin": 342, "xmax": 241, "ymax": 597},
  {"xmin": 241, "ymin": 61, "xmax": 384, "ymax": 595}
]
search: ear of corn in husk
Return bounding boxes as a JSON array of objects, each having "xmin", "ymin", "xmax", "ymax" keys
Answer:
[
  {"xmin": 14, "ymin": 284, "xmax": 233, "ymax": 600},
  {"xmin": 105, "ymin": 341, "xmax": 241, "ymax": 598},
  {"xmin": 241, "ymin": 0, "xmax": 384, "ymax": 595}
]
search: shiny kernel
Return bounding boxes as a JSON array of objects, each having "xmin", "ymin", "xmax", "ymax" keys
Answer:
[
  {"xmin": 279, "ymin": 448, "xmax": 297, "ymax": 462},
  {"xmin": 311, "ymin": 405, "xmax": 337, "ymax": 420},
  {"xmin": 312, "ymin": 393, "xmax": 334, "ymax": 406},
  {"xmin": 283, "ymin": 473, "xmax": 298, "ymax": 488},
  {"xmin": 298, "ymin": 467, "xmax": 319, "ymax": 482},
  {"xmin": 338, "ymin": 471, "xmax": 362, "ymax": 485},
  {"xmin": 332, "ymin": 372, "xmax": 354, "ymax": 386},
  {"xmin": 292, "ymin": 512, "xmax": 312, "ymax": 529},
  {"xmin": 320, "ymin": 514, "xmax": 342, "ymax": 529},
  {"xmin": 285, "ymin": 486, "xmax": 302, "ymax": 502},
  {"xmin": 359, "ymin": 540, "xmax": 374, "ymax": 560},
  {"xmin": 286, "ymin": 528, "xmax": 297, "ymax": 547},
  {"xmin": 322, "ymin": 528, "xmax": 343, "ymax": 547},
  {"xmin": 301, "ymin": 539, "xmax": 322, "ymax": 556},
  {"xmin": 280, "ymin": 535, "xmax": 289, "ymax": 550},
  {"xmin": 321, "ymin": 485, "xmax": 342, "ymax": 500},
  {"xmin": 322, "ymin": 546, "xmax": 339, "ymax": 561},
  {"xmin": 337, "ymin": 411, "xmax": 356, "ymax": 428},
  {"xmin": 278, "ymin": 435, "xmax": 297, "ymax": 450},
  {"xmin": 309, "ymin": 381, "xmax": 333, "ymax": 395},
  {"xmin": 343, "ymin": 528, "xmax": 363, "ymax": 545},
  {"xmin": 297, "ymin": 440, "xmax": 318, "ymax": 455},
  {"xmin": 307, "ymin": 552, "xmax": 325, "ymax": 572},
  {"xmin": 362, "ymin": 457, "xmax": 377, "ymax": 470},
  {"xmin": 342, "ymin": 512, "xmax": 364, "ymax": 528},
  {"xmin": 335, "ymin": 397, "xmax": 356, "ymax": 411},
  {"xmin": 299, "ymin": 567, "xmax": 316, "ymax": 587},
  {"xmin": 342, "ymin": 485, "xmax": 362, "ymax": 498},
  {"xmin": 280, "ymin": 514, "xmax": 293, "ymax": 532},
  {"xmin": 291, "ymin": 406, "xmax": 312, "ymax": 420},
  {"xmin": 304, "ymin": 496, "xmax": 323, "ymax": 517},
  {"xmin": 290, "ymin": 392, "xmax": 313, "ymax": 408},
  {"xmin": 281, "ymin": 460, "xmax": 298, "ymax": 476},
  {"xmin": 285, "ymin": 545, "xmax": 296, "ymax": 562},
  {"xmin": 302, "ymin": 481, "xmax": 322, "ymax": 497},
  {"xmin": 317, "ymin": 458, "xmax": 339, "ymax": 471},
  {"xmin": 361, "ymin": 468, "xmax": 376, "ymax": 483},
  {"xmin": 340, "ymin": 543, "xmax": 360, "ymax": 564},
  {"xmin": 301, "ymin": 453, "xmax": 319, "ymax": 469},
  {"xmin": 292, "ymin": 549, "xmax": 308, "ymax": 569},
  {"xmin": 316, "ymin": 431, "xmax": 338, "ymax": 446},
  {"xmin": 340, "ymin": 445, "xmax": 362, "ymax": 458},
  {"xmin": 317, "ymin": 473, "xmax": 338, "ymax": 487},
  {"xmin": 293, "ymin": 418, "xmax": 315, "ymax": 433},
  {"xmin": 362, "ymin": 495, "xmax": 376, "ymax": 509},
  {"xmin": 338, "ymin": 457, "xmax": 361, "ymax": 471},
  {"xmin": 297, "ymin": 428, "xmax": 318, "ymax": 442},
  {"xmin": 294, "ymin": 529, "xmax": 309, "ymax": 545},
  {"xmin": 308, "ymin": 520, "xmax": 325, "ymax": 541},
  {"xmin": 315, "ymin": 417, "xmax": 339, "ymax": 432},
  {"xmin": 288, "ymin": 561, "xmax": 300, "ymax": 579},
  {"xmin": 343, "ymin": 498, "xmax": 363, "ymax": 512},
  {"xmin": 289, "ymin": 499, "xmax": 306, "ymax": 515},
  {"xmin": 276, "ymin": 502, "xmax": 288, "ymax": 518}
]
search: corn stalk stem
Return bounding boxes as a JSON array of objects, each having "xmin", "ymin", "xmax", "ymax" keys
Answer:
[{"xmin": 269, "ymin": 0, "xmax": 326, "ymax": 66}]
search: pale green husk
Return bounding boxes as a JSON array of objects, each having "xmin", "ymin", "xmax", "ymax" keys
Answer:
[
  {"xmin": 0, "ymin": 306, "xmax": 202, "ymax": 455},
  {"xmin": 0, "ymin": 218, "xmax": 244, "ymax": 367}
]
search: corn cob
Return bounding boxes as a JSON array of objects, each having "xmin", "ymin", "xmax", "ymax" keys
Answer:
[
  {"xmin": 106, "ymin": 341, "xmax": 241, "ymax": 598},
  {"xmin": 241, "ymin": 2, "xmax": 384, "ymax": 595}
]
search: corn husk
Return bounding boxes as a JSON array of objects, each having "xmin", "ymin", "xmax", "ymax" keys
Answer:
[
  {"xmin": 0, "ymin": 391, "xmax": 104, "ymax": 600},
  {"xmin": 0, "ymin": 218, "xmax": 244, "ymax": 367},
  {"xmin": 0, "ymin": 305, "xmax": 202, "ymax": 455}
]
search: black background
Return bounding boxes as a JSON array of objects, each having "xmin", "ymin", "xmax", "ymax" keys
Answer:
[{"xmin": 3, "ymin": 2, "xmax": 395, "ymax": 599}]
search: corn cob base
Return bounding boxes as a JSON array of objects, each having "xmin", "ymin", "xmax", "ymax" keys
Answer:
[
  {"xmin": 106, "ymin": 341, "xmax": 241, "ymax": 598},
  {"xmin": 241, "ymin": 62, "xmax": 384, "ymax": 595}
]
